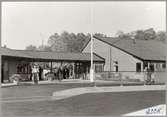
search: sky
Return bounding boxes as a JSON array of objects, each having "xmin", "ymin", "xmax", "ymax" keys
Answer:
[{"xmin": 1, "ymin": 1, "xmax": 166, "ymax": 49}]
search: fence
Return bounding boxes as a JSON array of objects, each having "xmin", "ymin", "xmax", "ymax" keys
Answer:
[{"xmin": 95, "ymin": 71, "xmax": 166, "ymax": 85}]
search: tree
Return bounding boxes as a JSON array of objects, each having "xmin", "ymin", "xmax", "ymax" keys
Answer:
[
  {"xmin": 133, "ymin": 30, "xmax": 145, "ymax": 40},
  {"xmin": 73, "ymin": 33, "xmax": 90, "ymax": 52},
  {"xmin": 115, "ymin": 28, "xmax": 165, "ymax": 42},
  {"xmin": 115, "ymin": 30, "xmax": 131, "ymax": 39},
  {"xmin": 47, "ymin": 31, "xmax": 90, "ymax": 52},
  {"xmin": 143, "ymin": 28, "xmax": 156, "ymax": 40},
  {"xmin": 38, "ymin": 45, "xmax": 52, "ymax": 51},
  {"xmin": 48, "ymin": 32, "xmax": 67, "ymax": 52},
  {"xmin": 156, "ymin": 31, "xmax": 166, "ymax": 42},
  {"xmin": 94, "ymin": 33, "xmax": 107, "ymax": 38},
  {"xmin": 65, "ymin": 32, "xmax": 90, "ymax": 52},
  {"xmin": 115, "ymin": 30, "xmax": 125, "ymax": 38},
  {"xmin": 25, "ymin": 45, "xmax": 37, "ymax": 51}
]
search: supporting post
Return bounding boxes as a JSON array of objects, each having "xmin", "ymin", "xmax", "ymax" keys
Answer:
[
  {"xmin": 73, "ymin": 62, "xmax": 75, "ymax": 79},
  {"xmin": 1, "ymin": 56, "xmax": 2, "ymax": 83},
  {"xmin": 148, "ymin": 62, "xmax": 150, "ymax": 69},
  {"xmin": 110, "ymin": 47, "xmax": 112, "ymax": 71},
  {"xmin": 90, "ymin": 33, "xmax": 94, "ymax": 83},
  {"xmin": 50, "ymin": 61, "xmax": 52, "ymax": 72},
  {"xmin": 90, "ymin": 2, "xmax": 95, "ymax": 83}
]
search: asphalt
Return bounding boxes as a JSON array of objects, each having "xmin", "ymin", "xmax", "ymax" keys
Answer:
[
  {"xmin": 1, "ymin": 90, "xmax": 165, "ymax": 116},
  {"xmin": 1, "ymin": 85, "xmax": 165, "ymax": 103}
]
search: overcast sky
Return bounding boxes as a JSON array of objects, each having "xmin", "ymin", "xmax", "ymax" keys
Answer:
[{"xmin": 2, "ymin": 1, "xmax": 166, "ymax": 49}]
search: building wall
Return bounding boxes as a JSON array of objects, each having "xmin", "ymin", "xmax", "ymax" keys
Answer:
[
  {"xmin": 3, "ymin": 60, "xmax": 9, "ymax": 81},
  {"xmin": 83, "ymin": 38, "xmax": 143, "ymax": 72},
  {"xmin": 2, "ymin": 59, "xmax": 19, "ymax": 82},
  {"xmin": 83, "ymin": 38, "xmax": 111, "ymax": 71},
  {"xmin": 8, "ymin": 60, "xmax": 18, "ymax": 79},
  {"xmin": 111, "ymin": 43, "xmax": 143, "ymax": 71},
  {"xmin": 2, "ymin": 59, "xmax": 30, "ymax": 82},
  {"xmin": 2, "ymin": 59, "xmax": 93, "ymax": 82}
]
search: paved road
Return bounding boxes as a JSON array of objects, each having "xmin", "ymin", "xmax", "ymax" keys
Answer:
[{"xmin": 1, "ymin": 90, "xmax": 165, "ymax": 116}]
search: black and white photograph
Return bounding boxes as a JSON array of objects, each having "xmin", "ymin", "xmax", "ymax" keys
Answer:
[{"xmin": 0, "ymin": 1, "xmax": 166, "ymax": 116}]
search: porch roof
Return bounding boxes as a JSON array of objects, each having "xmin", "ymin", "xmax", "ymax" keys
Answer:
[{"xmin": 0, "ymin": 47, "xmax": 105, "ymax": 62}]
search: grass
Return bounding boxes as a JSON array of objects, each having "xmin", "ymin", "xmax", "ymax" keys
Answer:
[
  {"xmin": 1, "ymin": 83, "xmax": 93, "ymax": 98},
  {"xmin": 1, "ymin": 90, "xmax": 165, "ymax": 116},
  {"xmin": 1, "ymin": 81, "xmax": 165, "ymax": 99}
]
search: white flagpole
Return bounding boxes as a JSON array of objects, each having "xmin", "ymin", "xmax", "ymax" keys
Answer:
[
  {"xmin": 90, "ymin": 2, "xmax": 94, "ymax": 83},
  {"xmin": 90, "ymin": 34, "xmax": 94, "ymax": 82}
]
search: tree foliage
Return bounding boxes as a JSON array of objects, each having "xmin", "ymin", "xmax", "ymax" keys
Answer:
[
  {"xmin": 48, "ymin": 32, "xmax": 67, "ymax": 52},
  {"xmin": 25, "ymin": 28, "xmax": 166, "ymax": 52},
  {"xmin": 156, "ymin": 31, "xmax": 166, "ymax": 42},
  {"xmin": 26, "ymin": 31, "xmax": 90, "ymax": 52},
  {"xmin": 94, "ymin": 33, "xmax": 107, "ymax": 38},
  {"xmin": 47, "ymin": 31, "xmax": 90, "ymax": 52},
  {"xmin": 116, "ymin": 28, "xmax": 166, "ymax": 42},
  {"xmin": 38, "ymin": 45, "xmax": 52, "ymax": 51},
  {"xmin": 25, "ymin": 45, "xmax": 37, "ymax": 51}
]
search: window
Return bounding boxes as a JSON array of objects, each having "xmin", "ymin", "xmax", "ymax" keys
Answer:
[
  {"xmin": 114, "ymin": 61, "xmax": 118, "ymax": 72},
  {"xmin": 143, "ymin": 62, "xmax": 148, "ymax": 70},
  {"xmin": 162, "ymin": 63, "xmax": 166, "ymax": 69},
  {"xmin": 114, "ymin": 65, "xmax": 118, "ymax": 72},
  {"xmin": 136, "ymin": 63, "xmax": 141, "ymax": 72},
  {"xmin": 156, "ymin": 63, "xmax": 161, "ymax": 71},
  {"xmin": 95, "ymin": 64, "xmax": 103, "ymax": 72},
  {"xmin": 149, "ymin": 64, "xmax": 154, "ymax": 72},
  {"xmin": 156, "ymin": 63, "xmax": 160, "ymax": 69},
  {"xmin": 17, "ymin": 63, "xmax": 30, "ymax": 74}
]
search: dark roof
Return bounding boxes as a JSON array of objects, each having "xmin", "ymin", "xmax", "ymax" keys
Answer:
[
  {"xmin": 93, "ymin": 35, "xmax": 166, "ymax": 61},
  {"xmin": 81, "ymin": 37, "xmax": 91, "ymax": 51},
  {"xmin": 0, "ymin": 47, "xmax": 104, "ymax": 62}
]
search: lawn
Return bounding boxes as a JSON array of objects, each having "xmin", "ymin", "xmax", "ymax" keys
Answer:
[
  {"xmin": 1, "ymin": 83, "xmax": 93, "ymax": 98},
  {"xmin": 1, "ymin": 90, "xmax": 165, "ymax": 116},
  {"xmin": 1, "ymin": 81, "xmax": 143, "ymax": 99}
]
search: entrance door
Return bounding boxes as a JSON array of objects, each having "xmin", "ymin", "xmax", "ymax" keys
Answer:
[
  {"xmin": 3, "ymin": 61, "xmax": 9, "ymax": 82},
  {"xmin": 1, "ymin": 63, "xmax": 4, "ymax": 83},
  {"xmin": 136, "ymin": 63, "xmax": 141, "ymax": 72}
]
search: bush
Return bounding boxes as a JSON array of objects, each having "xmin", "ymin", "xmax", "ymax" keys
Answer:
[{"xmin": 9, "ymin": 74, "xmax": 22, "ymax": 83}]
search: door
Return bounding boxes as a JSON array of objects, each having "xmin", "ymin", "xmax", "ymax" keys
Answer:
[{"xmin": 3, "ymin": 61, "xmax": 9, "ymax": 82}]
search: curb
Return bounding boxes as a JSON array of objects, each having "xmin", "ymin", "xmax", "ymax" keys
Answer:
[{"xmin": 52, "ymin": 85, "xmax": 166, "ymax": 100}]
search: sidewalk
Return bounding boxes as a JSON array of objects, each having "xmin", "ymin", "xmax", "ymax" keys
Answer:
[
  {"xmin": 1, "ymin": 79, "xmax": 165, "ymax": 88},
  {"xmin": 1, "ymin": 79, "xmax": 91, "ymax": 87},
  {"xmin": 52, "ymin": 85, "xmax": 166, "ymax": 100}
]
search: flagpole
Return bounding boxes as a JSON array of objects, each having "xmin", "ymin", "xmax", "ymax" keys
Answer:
[
  {"xmin": 90, "ymin": 33, "xmax": 94, "ymax": 82},
  {"xmin": 90, "ymin": 2, "xmax": 94, "ymax": 83}
]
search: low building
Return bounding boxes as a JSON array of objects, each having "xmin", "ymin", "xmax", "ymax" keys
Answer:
[
  {"xmin": 1, "ymin": 47, "xmax": 104, "ymax": 83},
  {"xmin": 83, "ymin": 35, "xmax": 166, "ymax": 82}
]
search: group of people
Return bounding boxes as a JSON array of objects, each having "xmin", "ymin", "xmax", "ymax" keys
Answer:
[
  {"xmin": 51, "ymin": 66, "xmax": 71, "ymax": 81},
  {"xmin": 31, "ymin": 64, "xmax": 72, "ymax": 84}
]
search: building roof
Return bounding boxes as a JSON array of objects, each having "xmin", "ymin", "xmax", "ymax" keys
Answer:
[
  {"xmin": 0, "ymin": 47, "xmax": 104, "ymax": 62},
  {"xmin": 93, "ymin": 35, "xmax": 166, "ymax": 62}
]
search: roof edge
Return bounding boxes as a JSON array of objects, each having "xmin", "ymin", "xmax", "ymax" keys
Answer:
[
  {"xmin": 93, "ymin": 36, "xmax": 166, "ymax": 62},
  {"xmin": 93, "ymin": 52, "xmax": 105, "ymax": 62}
]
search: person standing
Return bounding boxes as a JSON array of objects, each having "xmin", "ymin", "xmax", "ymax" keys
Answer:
[
  {"xmin": 147, "ymin": 68, "xmax": 152, "ymax": 85},
  {"xmin": 38, "ymin": 66, "xmax": 43, "ymax": 81},
  {"xmin": 54, "ymin": 68, "xmax": 58, "ymax": 80},
  {"xmin": 58, "ymin": 66, "xmax": 63, "ymax": 82},
  {"xmin": 32, "ymin": 65, "xmax": 39, "ymax": 84}
]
